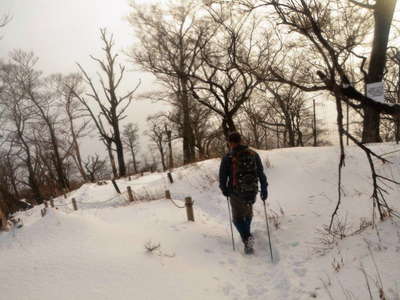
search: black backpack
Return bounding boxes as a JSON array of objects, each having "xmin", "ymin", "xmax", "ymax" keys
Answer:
[{"xmin": 231, "ymin": 148, "xmax": 258, "ymax": 196}]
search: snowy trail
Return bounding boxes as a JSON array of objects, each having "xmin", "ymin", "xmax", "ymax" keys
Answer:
[{"xmin": 2, "ymin": 144, "xmax": 400, "ymax": 299}]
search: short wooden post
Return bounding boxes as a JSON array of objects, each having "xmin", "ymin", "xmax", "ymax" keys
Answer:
[
  {"xmin": 185, "ymin": 197, "xmax": 195, "ymax": 222},
  {"xmin": 128, "ymin": 176, "xmax": 131, "ymax": 181},
  {"xmin": 165, "ymin": 190, "xmax": 171, "ymax": 200},
  {"xmin": 72, "ymin": 198, "xmax": 78, "ymax": 211},
  {"xmin": 63, "ymin": 188, "xmax": 67, "ymax": 199},
  {"xmin": 167, "ymin": 172, "xmax": 174, "ymax": 184},
  {"xmin": 44, "ymin": 200, "xmax": 48, "ymax": 208},
  {"xmin": 41, "ymin": 208, "xmax": 47, "ymax": 217},
  {"xmin": 127, "ymin": 186, "xmax": 134, "ymax": 202},
  {"xmin": 50, "ymin": 197, "xmax": 54, "ymax": 208}
]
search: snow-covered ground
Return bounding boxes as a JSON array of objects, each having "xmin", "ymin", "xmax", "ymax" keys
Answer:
[{"xmin": 1, "ymin": 144, "xmax": 400, "ymax": 300}]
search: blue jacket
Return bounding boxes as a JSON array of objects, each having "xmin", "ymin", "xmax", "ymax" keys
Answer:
[{"xmin": 219, "ymin": 145, "xmax": 268, "ymax": 196}]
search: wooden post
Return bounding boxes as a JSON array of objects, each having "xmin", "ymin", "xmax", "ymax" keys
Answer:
[
  {"xmin": 313, "ymin": 99, "xmax": 317, "ymax": 147},
  {"xmin": 44, "ymin": 200, "xmax": 49, "ymax": 208},
  {"xmin": 50, "ymin": 197, "xmax": 54, "ymax": 208},
  {"xmin": 167, "ymin": 172, "xmax": 174, "ymax": 184},
  {"xmin": 185, "ymin": 197, "xmax": 195, "ymax": 222},
  {"xmin": 41, "ymin": 208, "xmax": 47, "ymax": 217},
  {"xmin": 127, "ymin": 186, "xmax": 134, "ymax": 202},
  {"xmin": 72, "ymin": 198, "xmax": 78, "ymax": 211},
  {"xmin": 63, "ymin": 188, "xmax": 67, "ymax": 199},
  {"xmin": 165, "ymin": 190, "xmax": 171, "ymax": 199},
  {"xmin": 111, "ymin": 179, "xmax": 121, "ymax": 194}
]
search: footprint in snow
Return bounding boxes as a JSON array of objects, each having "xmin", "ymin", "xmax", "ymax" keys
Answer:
[
  {"xmin": 246, "ymin": 284, "xmax": 268, "ymax": 297},
  {"xmin": 293, "ymin": 268, "xmax": 307, "ymax": 277},
  {"xmin": 227, "ymin": 257, "xmax": 237, "ymax": 265}
]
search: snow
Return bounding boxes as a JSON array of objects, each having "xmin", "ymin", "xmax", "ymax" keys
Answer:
[{"xmin": 1, "ymin": 144, "xmax": 400, "ymax": 299}]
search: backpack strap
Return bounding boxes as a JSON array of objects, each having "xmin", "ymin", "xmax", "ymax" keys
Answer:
[{"xmin": 231, "ymin": 153, "xmax": 238, "ymax": 187}]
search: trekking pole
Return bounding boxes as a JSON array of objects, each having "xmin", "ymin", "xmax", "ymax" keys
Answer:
[
  {"xmin": 263, "ymin": 200, "xmax": 273, "ymax": 262},
  {"xmin": 226, "ymin": 196, "xmax": 236, "ymax": 251}
]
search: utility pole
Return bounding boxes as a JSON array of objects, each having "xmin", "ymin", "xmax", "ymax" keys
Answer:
[
  {"xmin": 313, "ymin": 99, "xmax": 317, "ymax": 147},
  {"xmin": 276, "ymin": 124, "xmax": 280, "ymax": 148}
]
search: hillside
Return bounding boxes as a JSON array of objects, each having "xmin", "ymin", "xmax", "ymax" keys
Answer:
[{"xmin": 1, "ymin": 144, "xmax": 400, "ymax": 300}]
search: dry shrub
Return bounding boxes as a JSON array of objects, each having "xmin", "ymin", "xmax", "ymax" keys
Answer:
[
  {"xmin": 314, "ymin": 216, "xmax": 352, "ymax": 255},
  {"xmin": 144, "ymin": 240, "xmax": 161, "ymax": 253}
]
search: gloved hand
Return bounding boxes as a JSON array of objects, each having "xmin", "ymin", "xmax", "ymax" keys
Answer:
[{"xmin": 260, "ymin": 189, "xmax": 268, "ymax": 201}]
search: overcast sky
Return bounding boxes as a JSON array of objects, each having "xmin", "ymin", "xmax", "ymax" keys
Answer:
[{"xmin": 0, "ymin": 0, "xmax": 168, "ymax": 159}]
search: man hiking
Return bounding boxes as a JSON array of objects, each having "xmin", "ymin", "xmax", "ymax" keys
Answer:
[{"xmin": 219, "ymin": 132, "xmax": 268, "ymax": 254}]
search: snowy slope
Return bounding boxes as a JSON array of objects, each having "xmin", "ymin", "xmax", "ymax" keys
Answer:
[{"xmin": 1, "ymin": 144, "xmax": 400, "ymax": 300}]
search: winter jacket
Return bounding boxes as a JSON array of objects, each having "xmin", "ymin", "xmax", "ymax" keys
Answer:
[{"xmin": 219, "ymin": 145, "xmax": 268, "ymax": 197}]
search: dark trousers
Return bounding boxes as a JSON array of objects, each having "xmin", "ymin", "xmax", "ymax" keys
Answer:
[{"xmin": 230, "ymin": 194, "xmax": 255, "ymax": 243}]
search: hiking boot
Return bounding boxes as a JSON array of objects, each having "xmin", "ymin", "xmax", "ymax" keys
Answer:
[{"xmin": 244, "ymin": 235, "xmax": 254, "ymax": 255}]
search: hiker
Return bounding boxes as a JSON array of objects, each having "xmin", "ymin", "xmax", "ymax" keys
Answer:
[{"xmin": 219, "ymin": 132, "xmax": 268, "ymax": 254}]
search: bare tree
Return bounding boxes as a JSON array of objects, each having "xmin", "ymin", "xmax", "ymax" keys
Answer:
[
  {"xmin": 239, "ymin": 0, "xmax": 398, "ymax": 131},
  {"xmin": 189, "ymin": 3, "xmax": 274, "ymax": 139},
  {"xmin": 56, "ymin": 73, "xmax": 91, "ymax": 182},
  {"xmin": 128, "ymin": 0, "xmax": 214, "ymax": 164},
  {"xmin": 73, "ymin": 29, "xmax": 140, "ymax": 178},
  {"xmin": 358, "ymin": 0, "xmax": 397, "ymax": 143},
  {"xmin": 8, "ymin": 50, "xmax": 71, "ymax": 191},
  {"xmin": 240, "ymin": 94, "xmax": 278, "ymax": 149},
  {"xmin": 0, "ymin": 140, "xmax": 24, "ymax": 217},
  {"xmin": 241, "ymin": 0, "xmax": 400, "ymax": 224},
  {"xmin": 122, "ymin": 122, "xmax": 140, "ymax": 174},
  {"xmin": 0, "ymin": 59, "xmax": 43, "ymax": 203},
  {"xmin": 84, "ymin": 154, "xmax": 108, "ymax": 183},
  {"xmin": 146, "ymin": 115, "xmax": 168, "ymax": 171}
]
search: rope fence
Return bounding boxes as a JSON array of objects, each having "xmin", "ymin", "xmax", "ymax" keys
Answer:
[{"xmin": 38, "ymin": 175, "xmax": 196, "ymax": 222}]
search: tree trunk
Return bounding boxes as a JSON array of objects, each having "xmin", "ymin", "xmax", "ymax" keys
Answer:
[
  {"xmin": 113, "ymin": 121, "xmax": 126, "ymax": 177},
  {"xmin": 222, "ymin": 116, "xmax": 237, "ymax": 140},
  {"xmin": 6, "ymin": 160, "xmax": 20, "ymax": 199},
  {"xmin": 362, "ymin": 106, "xmax": 382, "ymax": 143},
  {"xmin": 395, "ymin": 116, "xmax": 400, "ymax": 144},
  {"xmin": 285, "ymin": 118, "xmax": 296, "ymax": 147},
  {"xmin": 158, "ymin": 142, "xmax": 167, "ymax": 172},
  {"xmin": 129, "ymin": 145, "xmax": 138, "ymax": 174},
  {"xmin": 166, "ymin": 129, "xmax": 174, "ymax": 169},
  {"xmin": 69, "ymin": 116, "xmax": 88, "ymax": 181},
  {"xmin": 106, "ymin": 141, "xmax": 118, "ymax": 179},
  {"xmin": 47, "ymin": 123, "xmax": 70, "ymax": 190},
  {"xmin": 181, "ymin": 78, "xmax": 196, "ymax": 164},
  {"xmin": 19, "ymin": 133, "xmax": 43, "ymax": 204},
  {"xmin": 362, "ymin": 0, "xmax": 396, "ymax": 143}
]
